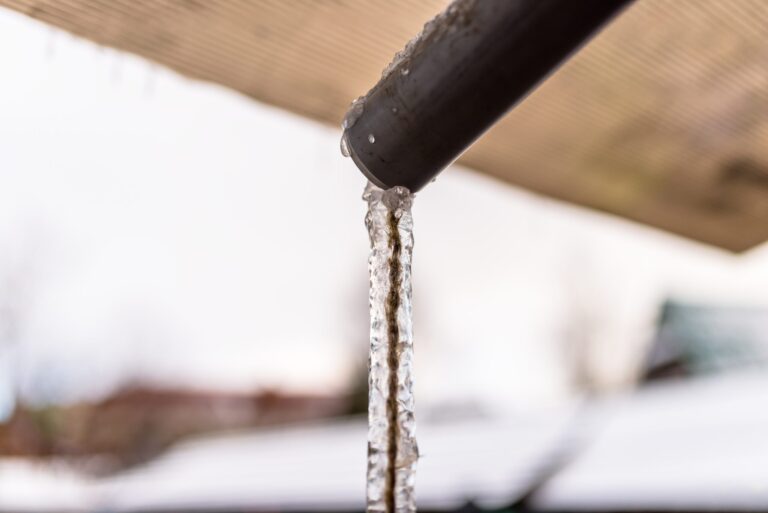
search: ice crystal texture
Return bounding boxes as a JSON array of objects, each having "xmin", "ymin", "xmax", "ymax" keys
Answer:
[
  {"xmin": 364, "ymin": 182, "xmax": 417, "ymax": 513},
  {"xmin": 379, "ymin": 0, "xmax": 475, "ymax": 80}
]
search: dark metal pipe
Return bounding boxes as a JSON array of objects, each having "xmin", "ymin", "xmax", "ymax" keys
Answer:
[{"xmin": 343, "ymin": 0, "xmax": 632, "ymax": 192}]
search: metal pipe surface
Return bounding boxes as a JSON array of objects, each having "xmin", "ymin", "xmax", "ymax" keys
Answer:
[{"xmin": 344, "ymin": 0, "xmax": 633, "ymax": 192}]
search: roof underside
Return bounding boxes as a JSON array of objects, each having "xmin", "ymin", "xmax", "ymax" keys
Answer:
[{"xmin": 3, "ymin": 0, "xmax": 768, "ymax": 251}]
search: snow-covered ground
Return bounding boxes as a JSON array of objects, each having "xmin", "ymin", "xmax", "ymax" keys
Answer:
[
  {"xmin": 3, "ymin": 371, "xmax": 767, "ymax": 512},
  {"xmin": 532, "ymin": 370, "xmax": 768, "ymax": 511},
  {"xmin": 0, "ymin": 458, "xmax": 94, "ymax": 512}
]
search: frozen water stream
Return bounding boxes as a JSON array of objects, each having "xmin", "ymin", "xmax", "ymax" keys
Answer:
[{"xmin": 364, "ymin": 183, "xmax": 418, "ymax": 513}]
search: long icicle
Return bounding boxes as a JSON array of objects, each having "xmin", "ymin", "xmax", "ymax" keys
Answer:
[{"xmin": 364, "ymin": 183, "xmax": 418, "ymax": 513}]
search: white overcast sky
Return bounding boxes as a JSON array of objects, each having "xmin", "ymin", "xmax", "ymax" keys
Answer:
[{"xmin": 1, "ymin": 8, "xmax": 768, "ymax": 417}]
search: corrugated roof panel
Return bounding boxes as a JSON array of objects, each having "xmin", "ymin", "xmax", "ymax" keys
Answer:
[{"xmin": 3, "ymin": 0, "xmax": 768, "ymax": 250}]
